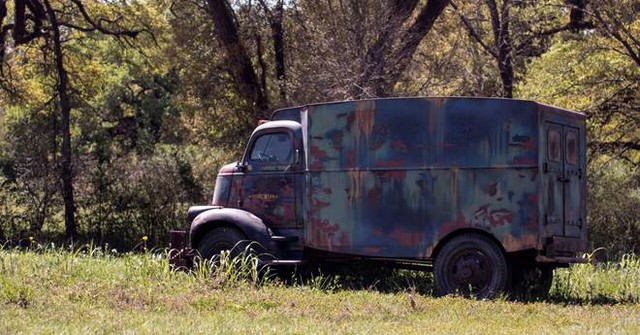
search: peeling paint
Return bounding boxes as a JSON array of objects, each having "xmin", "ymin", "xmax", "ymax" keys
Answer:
[{"xmin": 210, "ymin": 97, "xmax": 587, "ymax": 261}]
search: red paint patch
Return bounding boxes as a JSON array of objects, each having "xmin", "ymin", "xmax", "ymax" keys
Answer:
[
  {"xmin": 375, "ymin": 159, "xmax": 405, "ymax": 168},
  {"xmin": 439, "ymin": 212, "xmax": 468, "ymax": 235},
  {"xmin": 311, "ymin": 198, "xmax": 330, "ymax": 209},
  {"xmin": 374, "ymin": 160, "xmax": 407, "ymax": 181},
  {"xmin": 391, "ymin": 140, "xmax": 408, "ymax": 152},
  {"xmin": 346, "ymin": 151, "xmax": 356, "ymax": 168},
  {"xmin": 474, "ymin": 205, "xmax": 513, "ymax": 226},
  {"xmin": 310, "ymin": 145, "xmax": 328, "ymax": 159},
  {"xmin": 390, "ymin": 229, "xmax": 422, "ymax": 247},
  {"xmin": 512, "ymin": 157, "xmax": 535, "ymax": 165},
  {"xmin": 362, "ymin": 247, "xmax": 382, "ymax": 254},
  {"xmin": 488, "ymin": 209, "xmax": 513, "ymax": 226},
  {"xmin": 367, "ymin": 187, "xmax": 381, "ymax": 204},
  {"xmin": 331, "ymin": 132, "xmax": 343, "ymax": 149},
  {"xmin": 485, "ymin": 182, "xmax": 498, "ymax": 196},
  {"xmin": 339, "ymin": 232, "xmax": 350, "ymax": 246},
  {"xmin": 310, "ymin": 162, "xmax": 324, "ymax": 170},
  {"xmin": 508, "ymin": 137, "xmax": 534, "ymax": 150}
]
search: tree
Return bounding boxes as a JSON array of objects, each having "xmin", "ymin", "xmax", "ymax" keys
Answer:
[
  {"xmin": 451, "ymin": 0, "xmax": 593, "ymax": 98},
  {"xmin": 286, "ymin": 0, "xmax": 451, "ymax": 99},
  {"xmin": 200, "ymin": 0, "xmax": 450, "ymax": 118},
  {"xmin": 518, "ymin": 1, "xmax": 639, "ymax": 255},
  {"xmin": 0, "ymin": 0, "xmax": 145, "ymax": 240}
]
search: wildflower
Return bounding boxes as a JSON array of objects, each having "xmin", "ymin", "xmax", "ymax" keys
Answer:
[{"xmin": 142, "ymin": 236, "xmax": 148, "ymax": 242}]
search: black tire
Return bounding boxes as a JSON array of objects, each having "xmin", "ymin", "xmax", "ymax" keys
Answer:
[
  {"xmin": 509, "ymin": 265, "xmax": 553, "ymax": 300},
  {"xmin": 197, "ymin": 226, "xmax": 247, "ymax": 261},
  {"xmin": 434, "ymin": 233, "xmax": 509, "ymax": 299}
]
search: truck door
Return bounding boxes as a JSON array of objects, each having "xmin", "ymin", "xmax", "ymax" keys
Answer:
[
  {"xmin": 543, "ymin": 122, "xmax": 583, "ymax": 237},
  {"xmin": 563, "ymin": 127, "xmax": 582, "ymax": 237},
  {"xmin": 240, "ymin": 131, "xmax": 298, "ymax": 229}
]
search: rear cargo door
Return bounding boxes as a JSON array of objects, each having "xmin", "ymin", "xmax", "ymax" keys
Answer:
[
  {"xmin": 543, "ymin": 122, "xmax": 583, "ymax": 237},
  {"xmin": 563, "ymin": 127, "xmax": 582, "ymax": 237}
]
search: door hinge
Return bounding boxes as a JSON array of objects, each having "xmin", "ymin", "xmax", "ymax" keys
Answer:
[{"xmin": 545, "ymin": 214, "xmax": 559, "ymax": 225}]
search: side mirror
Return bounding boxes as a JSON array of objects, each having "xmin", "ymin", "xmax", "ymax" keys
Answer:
[{"xmin": 236, "ymin": 162, "xmax": 248, "ymax": 173}]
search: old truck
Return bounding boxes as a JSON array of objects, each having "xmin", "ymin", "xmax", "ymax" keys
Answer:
[{"xmin": 170, "ymin": 97, "xmax": 587, "ymax": 298}]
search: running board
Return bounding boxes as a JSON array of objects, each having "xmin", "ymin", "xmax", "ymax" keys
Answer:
[
  {"xmin": 264, "ymin": 259, "xmax": 305, "ymax": 266},
  {"xmin": 270, "ymin": 235, "xmax": 299, "ymax": 243}
]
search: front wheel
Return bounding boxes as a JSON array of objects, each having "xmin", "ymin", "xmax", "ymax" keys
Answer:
[
  {"xmin": 197, "ymin": 226, "xmax": 247, "ymax": 261},
  {"xmin": 434, "ymin": 233, "xmax": 509, "ymax": 299}
]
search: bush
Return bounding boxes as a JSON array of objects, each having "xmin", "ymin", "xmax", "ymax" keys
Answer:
[{"xmin": 587, "ymin": 161, "xmax": 640, "ymax": 258}]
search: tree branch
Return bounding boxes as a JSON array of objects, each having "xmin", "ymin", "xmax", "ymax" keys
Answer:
[
  {"xmin": 68, "ymin": 0, "xmax": 142, "ymax": 39},
  {"xmin": 388, "ymin": 0, "xmax": 452, "ymax": 87},
  {"xmin": 450, "ymin": 2, "xmax": 498, "ymax": 58}
]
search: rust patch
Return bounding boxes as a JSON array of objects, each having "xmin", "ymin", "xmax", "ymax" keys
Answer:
[
  {"xmin": 485, "ymin": 182, "xmax": 498, "ymax": 196},
  {"xmin": 502, "ymin": 233, "xmax": 537, "ymax": 252},
  {"xmin": 367, "ymin": 187, "xmax": 381, "ymax": 204},
  {"xmin": 354, "ymin": 100, "xmax": 376, "ymax": 149},
  {"xmin": 347, "ymin": 170, "xmax": 366, "ymax": 202},
  {"xmin": 391, "ymin": 140, "xmax": 408, "ymax": 152},
  {"xmin": 310, "ymin": 144, "xmax": 328, "ymax": 159},
  {"xmin": 389, "ymin": 229, "xmax": 422, "ymax": 247},
  {"xmin": 362, "ymin": 246, "xmax": 382, "ymax": 254},
  {"xmin": 248, "ymin": 194, "xmax": 278, "ymax": 201}
]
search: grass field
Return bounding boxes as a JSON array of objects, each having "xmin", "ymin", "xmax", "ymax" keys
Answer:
[{"xmin": 1, "ymin": 245, "xmax": 639, "ymax": 334}]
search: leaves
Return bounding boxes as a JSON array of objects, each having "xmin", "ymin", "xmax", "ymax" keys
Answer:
[{"xmin": 0, "ymin": 0, "xmax": 638, "ymax": 252}]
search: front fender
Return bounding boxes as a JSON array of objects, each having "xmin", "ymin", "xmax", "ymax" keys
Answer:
[{"xmin": 189, "ymin": 207, "xmax": 279, "ymax": 256}]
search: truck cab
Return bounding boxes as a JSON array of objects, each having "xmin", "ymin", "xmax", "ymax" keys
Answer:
[{"xmin": 171, "ymin": 97, "xmax": 587, "ymax": 299}]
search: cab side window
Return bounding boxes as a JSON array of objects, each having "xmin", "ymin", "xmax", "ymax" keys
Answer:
[{"xmin": 249, "ymin": 132, "xmax": 292, "ymax": 165}]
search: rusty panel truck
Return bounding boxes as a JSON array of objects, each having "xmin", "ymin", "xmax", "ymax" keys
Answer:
[{"xmin": 170, "ymin": 97, "xmax": 587, "ymax": 298}]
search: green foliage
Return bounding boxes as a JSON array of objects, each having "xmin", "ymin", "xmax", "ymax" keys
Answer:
[
  {"xmin": 0, "ymin": 0, "xmax": 638, "ymax": 256},
  {"xmin": 552, "ymin": 253, "xmax": 640, "ymax": 303},
  {"xmin": 587, "ymin": 162, "xmax": 640, "ymax": 256}
]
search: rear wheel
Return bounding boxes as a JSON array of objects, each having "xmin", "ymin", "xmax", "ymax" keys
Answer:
[{"xmin": 434, "ymin": 233, "xmax": 509, "ymax": 299}]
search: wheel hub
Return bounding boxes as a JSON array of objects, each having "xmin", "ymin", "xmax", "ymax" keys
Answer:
[{"xmin": 450, "ymin": 251, "xmax": 491, "ymax": 293}]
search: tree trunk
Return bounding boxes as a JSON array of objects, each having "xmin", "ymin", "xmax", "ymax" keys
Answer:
[
  {"xmin": 356, "ymin": 0, "xmax": 419, "ymax": 98},
  {"xmin": 206, "ymin": 0, "xmax": 269, "ymax": 117},
  {"xmin": 385, "ymin": 0, "xmax": 451, "ymax": 94},
  {"xmin": 486, "ymin": 0, "xmax": 513, "ymax": 98},
  {"xmin": 43, "ymin": 0, "xmax": 76, "ymax": 240},
  {"xmin": 355, "ymin": 0, "xmax": 450, "ymax": 98}
]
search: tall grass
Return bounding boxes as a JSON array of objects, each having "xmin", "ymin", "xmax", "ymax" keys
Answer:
[
  {"xmin": 551, "ymin": 253, "xmax": 640, "ymax": 303},
  {"xmin": 1, "ymin": 243, "xmax": 639, "ymax": 306},
  {"xmin": 1, "ymin": 245, "xmax": 639, "ymax": 334}
]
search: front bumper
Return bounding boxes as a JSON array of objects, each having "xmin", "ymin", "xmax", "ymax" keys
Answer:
[{"xmin": 169, "ymin": 230, "xmax": 195, "ymax": 270}]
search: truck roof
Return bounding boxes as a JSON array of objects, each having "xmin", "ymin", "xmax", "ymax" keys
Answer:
[{"xmin": 271, "ymin": 96, "xmax": 585, "ymax": 122}]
